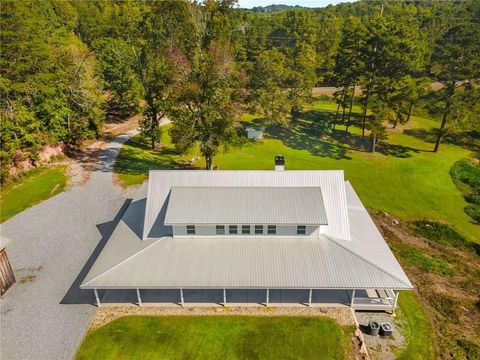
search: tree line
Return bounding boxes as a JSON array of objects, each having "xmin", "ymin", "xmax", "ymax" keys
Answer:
[{"xmin": 1, "ymin": 0, "xmax": 479, "ymax": 179}]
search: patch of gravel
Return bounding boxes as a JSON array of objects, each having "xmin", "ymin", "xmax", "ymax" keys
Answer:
[
  {"xmin": 355, "ymin": 311, "xmax": 407, "ymax": 360},
  {"xmin": 0, "ymin": 131, "xmax": 137, "ymax": 360},
  {"xmin": 89, "ymin": 305, "xmax": 356, "ymax": 330}
]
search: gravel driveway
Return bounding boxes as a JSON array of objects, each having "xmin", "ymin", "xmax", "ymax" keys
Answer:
[{"xmin": 1, "ymin": 131, "xmax": 137, "ymax": 360}]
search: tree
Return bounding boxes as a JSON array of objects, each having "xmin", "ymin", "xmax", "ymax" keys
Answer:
[
  {"xmin": 93, "ymin": 39, "xmax": 143, "ymax": 118},
  {"xmin": 0, "ymin": 1, "xmax": 104, "ymax": 181},
  {"xmin": 169, "ymin": 1, "xmax": 245, "ymax": 170},
  {"xmin": 430, "ymin": 25, "xmax": 480, "ymax": 152},
  {"xmin": 357, "ymin": 13, "xmax": 427, "ymax": 140},
  {"xmin": 366, "ymin": 98, "xmax": 390, "ymax": 153},
  {"xmin": 250, "ymin": 49, "xmax": 291, "ymax": 126},
  {"xmin": 333, "ymin": 17, "xmax": 367, "ymax": 132},
  {"xmin": 128, "ymin": 1, "xmax": 193, "ymax": 150}
]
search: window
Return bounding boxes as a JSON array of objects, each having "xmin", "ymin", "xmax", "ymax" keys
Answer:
[
  {"xmin": 242, "ymin": 225, "xmax": 251, "ymax": 234},
  {"xmin": 186, "ymin": 225, "xmax": 196, "ymax": 235},
  {"xmin": 267, "ymin": 225, "xmax": 276, "ymax": 235},
  {"xmin": 229, "ymin": 225, "xmax": 238, "ymax": 234},
  {"xmin": 255, "ymin": 225, "xmax": 263, "ymax": 235},
  {"xmin": 297, "ymin": 225, "xmax": 307, "ymax": 235},
  {"xmin": 216, "ymin": 225, "xmax": 225, "ymax": 235}
]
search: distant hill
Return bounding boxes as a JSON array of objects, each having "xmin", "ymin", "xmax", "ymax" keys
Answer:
[{"xmin": 250, "ymin": 4, "xmax": 309, "ymax": 12}]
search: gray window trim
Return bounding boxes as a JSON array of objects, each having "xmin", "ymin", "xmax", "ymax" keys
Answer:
[
  {"xmin": 254, "ymin": 225, "xmax": 263, "ymax": 234},
  {"xmin": 186, "ymin": 225, "xmax": 196, "ymax": 235},
  {"xmin": 242, "ymin": 225, "xmax": 251, "ymax": 234},
  {"xmin": 267, "ymin": 225, "xmax": 276, "ymax": 235},
  {"xmin": 216, "ymin": 225, "xmax": 225, "ymax": 235},
  {"xmin": 297, "ymin": 225, "xmax": 307, "ymax": 235},
  {"xmin": 229, "ymin": 225, "xmax": 238, "ymax": 234}
]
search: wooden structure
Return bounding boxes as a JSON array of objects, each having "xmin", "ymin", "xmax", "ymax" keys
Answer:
[{"xmin": 0, "ymin": 247, "xmax": 15, "ymax": 296}]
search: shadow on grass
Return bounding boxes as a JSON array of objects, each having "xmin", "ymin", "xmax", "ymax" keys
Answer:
[
  {"xmin": 263, "ymin": 109, "xmax": 426, "ymax": 160},
  {"xmin": 404, "ymin": 129, "xmax": 480, "ymax": 152},
  {"xmin": 114, "ymin": 136, "xmax": 194, "ymax": 176},
  {"xmin": 262, "ymin": 110, "xmax": 352, "ymax": 160}
]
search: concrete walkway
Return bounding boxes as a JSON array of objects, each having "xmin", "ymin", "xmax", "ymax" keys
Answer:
[{"xmin": 0, "ymin": 131, "xmax": 137, "ymax": 360}]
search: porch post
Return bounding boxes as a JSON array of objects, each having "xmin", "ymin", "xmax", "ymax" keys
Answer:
[
  {"xmin": 266, "ymin": 289, "xmax": 270, "ymax": 306},
  {"xmin": 136, "ymin": 288, "xmax": 142, "ymax": 306},
  {"xmin": 308, "ymin": 289, "xmax": 312, "ymax": 306},
  {"xmin": 94, "ymin": 289, "xmax": 101, "ymax": 307},
  {"xmin": 350, "ymin": 289, "xmax": 356, "ymax": 307},
  {"xmin": 393, "ymin": 290, "xmax": 400, "ymax": 308},
  {"xmin": 223, "ymin": 289, "xmax": 227, "ymax": 306},
  {"xmin": 179, "ymin": 289, "xmax": 184, "ymax": 306}
]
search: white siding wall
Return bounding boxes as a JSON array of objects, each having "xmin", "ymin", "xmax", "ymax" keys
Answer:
[{"xmin": 172, "ymin": 225, "xmax": 321, "ymax": 238}]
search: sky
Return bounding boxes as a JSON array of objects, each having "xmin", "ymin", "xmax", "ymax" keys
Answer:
[{"xmin": 237, "ymin": 0, "xmax": 355, "ymax": 9}]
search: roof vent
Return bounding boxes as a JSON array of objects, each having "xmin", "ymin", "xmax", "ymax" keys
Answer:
[{"xmin": 275, "ymin": 155, "xmax": 285, "ymax": 171}]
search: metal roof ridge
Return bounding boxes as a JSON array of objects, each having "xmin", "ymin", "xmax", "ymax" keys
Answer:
[
  {"xmin": 170, "ymin": 186, "xmax": 324, "ymax": 188},
  {"xmin": 148, "ymin": 169, "xmax": 345, "ymax": 173},
  {"xmin": 80, "ymin": 238, "xmax": 165, "ymax": 288},
  {"xmin": 323, "ymin": 235, "xmax": 413, "ymax": 289}
]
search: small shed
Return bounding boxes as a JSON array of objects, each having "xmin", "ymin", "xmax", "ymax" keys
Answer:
[
  {"xmin": 245, "ymin": 126, "xmax": 265, "ymax": 140},
  {"xmin": 0, "ymin": 237, "xmax": 15, "ymax": 296}
]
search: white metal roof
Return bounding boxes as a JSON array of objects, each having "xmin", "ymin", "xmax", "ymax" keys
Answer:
[
  {"xmin": 81, "ymin": 235, "xmax": 411, "ymax": 289},
  {"xmin": 81, "ymin": 177, "xmax": 413, "ymax": 290},
  {"xmin": 164, "ymin": 186, "xmax": 328, "ymax": 225},
  {"xmin": 143, "ymin": 170, "xmax": 350, "ymax": 240}
]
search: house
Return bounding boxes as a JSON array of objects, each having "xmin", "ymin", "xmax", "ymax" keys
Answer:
[
  {"xmin": 81, "ymin": 155, "xmax": 413, "ymax": 310},
  {"xmin": 245, "ymin": 126, "xmax": 265, "ymax": 140}
]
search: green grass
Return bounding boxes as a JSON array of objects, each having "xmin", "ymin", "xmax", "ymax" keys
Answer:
[
  {"xmin": 0, "ymin": 165, "xmax": 67, "ymax": 223},
  {"xmin": 114, "ymin": 100, "xmax": 479, "ymax": 242},
  {"xmin": 396, "ymin": 292, "xmax": 436, "ymax": 360},
  {"xmin": 398, "ymin": 247, "xmax": 452, "ymax": 276},
  {"xmin": 76, "ymin": 316, "xmax": 353, "ymax": 360}
]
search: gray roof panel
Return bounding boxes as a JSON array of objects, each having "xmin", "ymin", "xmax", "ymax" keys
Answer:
[
  {"xmin": 143, "ymin": 170, "xmax": 350, "ymax": 240},
  {"xmin": 82, "ymin": 235, "xmax": 411, "ymax": 289},
  {"xmin": 164, "ymin": 187, "xmax": 328, "ymax": 225}
]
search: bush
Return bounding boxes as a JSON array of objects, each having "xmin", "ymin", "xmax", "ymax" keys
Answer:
[
  {"xmin": 414, "ymin": 221, "xmax": 466, "ymax": 247},
  {"xmin": 465, "ymin": 194, "xmax": 480, "ymax": 205},
  {"xmin": 456, "ymin": 339, "xmax": 480, "ymax": 360},
  {"xmin": 450, "ymin": 158, "xmax": 480, "ymax": 193},
  {"xmin": 414, "ymin": 221, "xmax": 479, "ymax": 256},
  {"xmin": 464, "ymin": 204, "xmax": 480, "ymax": 223}
]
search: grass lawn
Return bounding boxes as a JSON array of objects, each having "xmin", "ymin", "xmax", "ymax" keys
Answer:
[
  {"xmin": 396, "ymin": 292, "xmax": 436, "ymax": 360},
  {"xmin": 114, "ymin": 100, "xmax": 479, "ymax": 242},
  {"xmin": 76, "ymin": 316, "xmax": 354, "ymax": 360},
  {"xmin": 0, "ymin": 165, "xmax": 67, "ymax": 223}
]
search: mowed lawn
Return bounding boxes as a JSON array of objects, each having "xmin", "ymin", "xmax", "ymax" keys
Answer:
[
  {"xmin": 396, "ymin": 292, "xmax": 436, "ymax": 360},
  {"xmin": 0, "ymin": 165, "xmax": 67, "ymax": 223},
  {"xmin": 76, "ymin": 316, "xmax": 353, "ymax": 360},
  {"xmin": 114, "ymin": 101, "xmax": 479, "ymax": 242}
]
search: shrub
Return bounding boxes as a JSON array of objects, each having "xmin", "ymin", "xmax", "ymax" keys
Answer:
[
  {"xmin": 450, "ymin": 158, "xmax": 480, "ymax": 192},
  {"xmin": 414, "ymin": 220, "xmax": 480, "ymax": 256},
  {"xmin": 456, "ymin": 339, "xmax": 480, "ymax": 360},
  {"xmin": 464, "ymin": 204, "xmax": 480, "ymax": 224},
  {"xmin": 465, "ymin": 194, "xmax": 480, "ymax": 205},
  {"xmin": 414, "ymin": 221, "xmax": 466, "ymax": 247}
]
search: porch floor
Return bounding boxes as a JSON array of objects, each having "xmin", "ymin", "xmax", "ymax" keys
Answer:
[{"xmin": 95, "ymin": 289, "xmax": 394, "ymax": 309}]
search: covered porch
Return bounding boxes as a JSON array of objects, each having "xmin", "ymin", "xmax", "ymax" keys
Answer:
[{"xmin": 92, "ymin": 288, "xmax": 400, "ymax": 311}]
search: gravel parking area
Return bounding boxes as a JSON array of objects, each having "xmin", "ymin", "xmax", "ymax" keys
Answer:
[
  {"xmin": 355, "ymin": 311, "xmax": 407, "ymax": 360},
  {"xmin": 0, "ymin": 131, "xmax": 137, "ymax": 360}
]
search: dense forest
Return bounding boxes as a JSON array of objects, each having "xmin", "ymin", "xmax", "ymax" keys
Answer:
[{"xmin": 1, "ymin": 0, "xmax": 479, "ymax": 180}]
